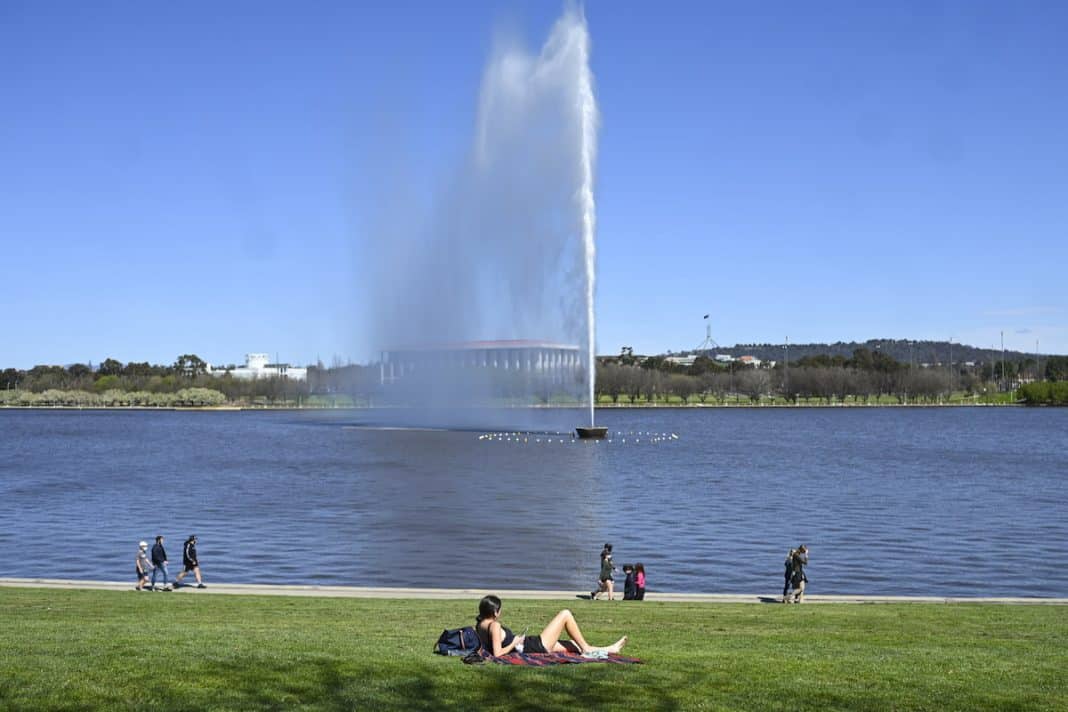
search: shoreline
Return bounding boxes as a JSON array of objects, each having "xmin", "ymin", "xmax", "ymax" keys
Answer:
[
  {"xmin": 0, "ymin": 402, "xmax": 1028, "ymax": 411},
  {"xmin": 2, "ymin": 578, "xmax": 1064, "ymax": 604}
]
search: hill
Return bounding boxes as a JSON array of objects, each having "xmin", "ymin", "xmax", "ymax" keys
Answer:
[{"xmin": 678, "ymin": 339, "xmax": 1049, "ymax": 365}]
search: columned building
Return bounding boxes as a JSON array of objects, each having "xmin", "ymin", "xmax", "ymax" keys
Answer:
[{"xmin": 380, "ymin": 340, "xmax": 582, "ymax": 388}]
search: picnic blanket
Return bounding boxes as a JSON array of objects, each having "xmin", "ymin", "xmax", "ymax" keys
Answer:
[{"xmin": 471, "ymin": 650, "xmax": 641, "ymax": 666}]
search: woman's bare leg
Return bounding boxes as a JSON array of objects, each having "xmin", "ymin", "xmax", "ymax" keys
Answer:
[
  {"xmin": 539, "ymin": 609, "xmax": 627, "ymax": 654},
  {"xmin": 607, "ymin": 579, "xmax": 615, "ymax": 601}
]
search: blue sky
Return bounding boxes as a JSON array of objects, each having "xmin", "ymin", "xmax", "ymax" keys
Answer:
[{"xmin": 2, "ymin": 1, "xmax": 1066, "ymax": 368}]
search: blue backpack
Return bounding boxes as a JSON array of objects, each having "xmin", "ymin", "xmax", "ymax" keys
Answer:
[{"xmin": 435, "ymin": 626, "xmax": 481, "ymax": 656}]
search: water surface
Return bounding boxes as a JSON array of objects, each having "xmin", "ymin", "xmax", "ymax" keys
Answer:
[{"xmin": 1, "ymin": 407, "xmax": 1065, "ymax": 596}]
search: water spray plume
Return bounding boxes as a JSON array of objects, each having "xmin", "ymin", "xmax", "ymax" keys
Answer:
[{"xmin": 362, "ymin": 6, "xmax": 599, "ymax": 428}]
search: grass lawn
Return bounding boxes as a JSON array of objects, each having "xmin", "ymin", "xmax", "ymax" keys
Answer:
[{"xmin": 1, "ymin": 589, "xmax": 1065, "ymax": 711}]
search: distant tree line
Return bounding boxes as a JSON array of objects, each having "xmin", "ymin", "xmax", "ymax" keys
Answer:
[
  {"xmin": 4, "ymin": 349, "xmax": 1067, "ymax": 407},
  {"xmin": 705, "ymin": 339, "xmax": 1049, "ymax": 370},
  {"xmin": 1017, "ymin": 380, "xmax": 1068, "ymax": 405},
  {"xmin": 0, "ymin": 355, "xmax": 376, "ymax": 407},
  {"xmin": 0, "ymin": 387, "xmax": 226, "ymax": 408},
  {"xmin": 596, "ymin": 349, "xmax": 1068, "ymax": 405}
]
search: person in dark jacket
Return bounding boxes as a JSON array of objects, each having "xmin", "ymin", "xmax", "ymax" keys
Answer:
[
  {"xmin": 782, "ymin": 548, "xmax": 797, "ymax": 602},
  {"xmin": 150, "ymin": 535, "xmax": 172, "ymax": 591},
  {"xmin": 622, "ymin": 564, "xmax": 637, "ymax": 600},
  {"xmin": 785, "ymin": 545, "xmax": 809, "ymax": 603},
  {"xmin": 173, "ymin": 535, "xmax": 206, "ymax": 589}
]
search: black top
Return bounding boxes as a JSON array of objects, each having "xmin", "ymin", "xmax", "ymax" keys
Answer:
[
  {"xmin": 790, "ymin": 551, "xmax": 809, "ymax": 585},
  {"xmin": 151, "ymin": 543, "xmax": 167, "ymax": 566},
  {"xmin": 477, "ymin": 622, "xmax": 515, "ymax": 651},
  {"xmin": 183, "ymin": 541, "xmax": 198, "ymax": 567}
]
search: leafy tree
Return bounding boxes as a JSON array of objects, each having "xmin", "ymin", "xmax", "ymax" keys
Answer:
[
  {"xmin": 93, "ymin": 375, "xmax": 121, "ymax": 393},
  {"xmin": 98, "ymin": 358, "xmax": 124, "ymax": 377},
  {"xmin": 1, "ymin": 368, "xmax": 21, "ymax": 389},
  {"xmin": 67, "ymin": 363, "xmax": 92, "ymax": 379},
  {"xmin": 174, "ymin": 354, "xmax": 208, "ymax": 378},
  {"xmin": 1046, "ymin": 356, "xmax": 1068, "ymax": 381},
  {"xmin": 123, "ymin": 361, "xmax": 161, "ymax": 377}
]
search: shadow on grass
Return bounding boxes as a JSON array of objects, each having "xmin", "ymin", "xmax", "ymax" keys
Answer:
[{"xmin": 189, "ymin": 656, "xmax": 689, "ymax": 711}]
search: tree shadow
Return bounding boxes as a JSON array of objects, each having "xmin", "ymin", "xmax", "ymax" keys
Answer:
[{"xmin": 170, "ymin": 654, "xmax": 690, "ymax": 711}]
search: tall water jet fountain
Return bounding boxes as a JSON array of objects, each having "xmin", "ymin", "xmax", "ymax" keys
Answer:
[{"xmin": 362, "ymin": 6, "xmax": 600, "ymax": 432}]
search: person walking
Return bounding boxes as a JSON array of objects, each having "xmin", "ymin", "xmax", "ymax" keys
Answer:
[
  {"xmin": 173, "ymin": 535, "xmax": 206, "ymax": 589},
  {"xmin": 782, "ymin": 547, "xmax": 797, "ymax": 603},
  {"xmin": 150, "ymin": 535, "xmax": 172, "ymax": 591},
  {"xmin": 591, "ymin": 543, "xmax": 615, "ymax": 601},
  {"xmin": 135, "ymin": 541, "xmax": 152, "ymax": 591},
  {"xmin": 634, "ymin": 562, "xmax": 646, "ymax": 600},
  {"xmin": 786, "ymin": 545, "xmax": 809, "ymax": 603}
]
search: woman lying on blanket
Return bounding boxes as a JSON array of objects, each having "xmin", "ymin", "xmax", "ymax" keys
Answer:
[{"xmin": 475, "ymin": 594, "xmax": 628, "ymax": 656}]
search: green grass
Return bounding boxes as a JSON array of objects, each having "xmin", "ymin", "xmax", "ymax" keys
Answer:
[{"xmin": 2, "ymin": 589, "xmax": 1065, "ymax": 711}]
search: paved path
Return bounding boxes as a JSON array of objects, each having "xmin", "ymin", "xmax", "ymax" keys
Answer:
[{"xmin": 1, "ymin": 578, "xmax": 1065, "ymax": 605}]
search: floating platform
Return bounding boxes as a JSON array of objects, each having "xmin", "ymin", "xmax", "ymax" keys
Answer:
[{"xmin": 575, "ymin": 426, "xmax": 608, "ymax": 439}]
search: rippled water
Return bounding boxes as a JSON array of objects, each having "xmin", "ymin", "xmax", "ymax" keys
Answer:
[{"xmin": 1, "ymin": 407, "xmax": 1065, "ymax": 596}]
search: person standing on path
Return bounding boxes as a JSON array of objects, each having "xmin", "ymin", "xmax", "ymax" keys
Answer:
[
  {"xmin": 787, "ymin": 545, "xmax": 809, "ymax": 603},
  {"xmin": 782, "ymin": 548, "xmax": 797, "ymax": 602},
  {"xmin": 622, "ymin": 564, "xmax": 637, "ymax": 600},
  {"xmin": 173, "ymin": 535, "xmax": 206, "ymax": 589},
  {"xmin": 150, "ymin": 535, "xmax": 172, "ymax": 591},
  {"xmin": 591, "ymin": 543, "xmax": 615, "ymax": 600},
  {"xmin": 135, "ymin": 541, "xmax": 152, "ymax": 591}
]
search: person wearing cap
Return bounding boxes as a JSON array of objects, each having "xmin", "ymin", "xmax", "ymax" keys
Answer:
[
  {"xmin": 135, "ymin": 541, "xmax": 152, "ymax": 591},
  {"xmin": 150, "ymin": 535, "xmax": 172, "ymax": 591},
  {"xmin": 173, "ymin": 535, "xmax": 206, "ymax": 589}
]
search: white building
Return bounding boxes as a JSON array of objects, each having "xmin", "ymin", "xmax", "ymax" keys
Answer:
[
  {"xmin": 380, "ymin": 340, "xmax": 581, "ymax": 387},
  {"xmin": 209, "ymin": 353, "xmax": 308, "ymax": 381}
]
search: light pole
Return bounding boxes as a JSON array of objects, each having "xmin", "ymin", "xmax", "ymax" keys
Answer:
[
  {"xmin": 784, "ymin": 336, "xmax": 789, "ymax": 403},
  {"xmin": 1036, "ymin": 339, "xmax": 1041, "ymax": 382},
  {"xmin": 729, "ymin": 358, "xmax": 734, "ymax": 405},
  {"xmin": 907, "ymin": 340, "xmax": 914, "ymax": 404},
  {"xmin": 948, "ymin": 337, "xmax": 954, "ymax": 397},
  {"xmin": 1001, "ymin": 330, "xmax": 1006, "ymax": 391}
]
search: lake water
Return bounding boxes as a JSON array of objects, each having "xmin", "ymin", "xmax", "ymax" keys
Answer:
[{"xmin": 1, "ymin": 407, "xmax": 1065, "ymax": 596}]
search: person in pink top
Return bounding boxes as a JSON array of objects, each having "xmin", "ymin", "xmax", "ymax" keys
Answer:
[{"xmin": 634, "ymin": 562, "xmax": 646, "ymax": 600}]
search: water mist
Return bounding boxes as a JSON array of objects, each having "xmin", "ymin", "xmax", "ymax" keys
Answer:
[{"xmin": 361, "ymin": 7, "xmax": 599, "ymax": 428}]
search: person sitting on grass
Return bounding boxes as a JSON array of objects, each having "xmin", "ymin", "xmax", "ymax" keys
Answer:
[{"xmin": 474, "ymin": 594, "xmax": 627, "ymax": 656}]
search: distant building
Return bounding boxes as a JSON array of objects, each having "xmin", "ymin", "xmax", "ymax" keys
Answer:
[
  {"xmin": 714, "ymin": 354, "xmax": 735, "ymax": 363},
  {"xmin": 665, "ymin": 355, "xmax": 697, "ymax": 367},
  {"xmin": 380, "ymin": 340, "xmax": 581, "ymax": 386},
  {"xmin": 208, "ymin": 353, "xmax": 308, "ymax": 381},
  {"xmin": 737, "ymin": 355, "xmax": 762, "ymax": 367}
]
